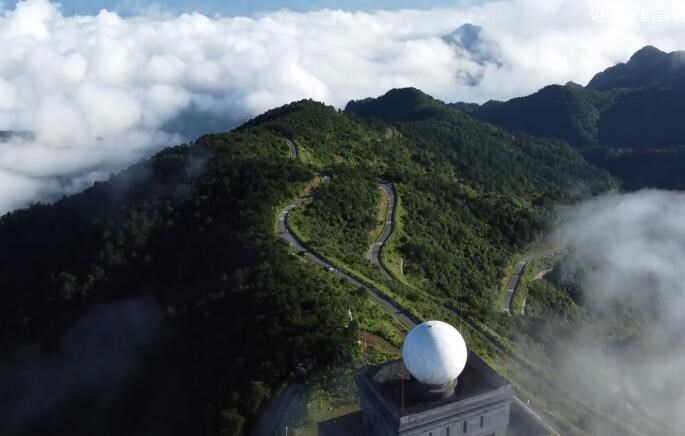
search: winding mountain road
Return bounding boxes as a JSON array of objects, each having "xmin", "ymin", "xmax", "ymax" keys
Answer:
[
  {"xmin": 278, "ymin": 197, "xmax": 560, "ymax": 434},
  {"xmin": 279, "ymin": 199, "xmax": 417, "ymax": 329},
  {"xmin": 368, "ymin": 182, "xmax": 397, "ymax": 280},
  {"xmin": 264, "ymin": 139, "xmax": 641, "ymax": 436},
  {"xmin": 503, "ymin": 256, "xmax": 533, "ymax": 314},
  {"xmin": 285, "ymin": 138, "xmax": 298, "ymax": 161},
  {"xmin": 274, "ymin": 138, "xmax": 574, "ymax": 435},
  {"xmin": 275, "ymin": 165, "xmax": 563, "ymax": 435},
  {"xmin": 503, "ymin": 247, "xmax": 563, "ymax": 314}
]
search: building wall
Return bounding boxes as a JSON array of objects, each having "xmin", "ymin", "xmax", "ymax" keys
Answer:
[
  {"xmin": 359, "ymin": 385, "xmax": 511, "ymax": 436},
  {"xmin": 399, "ymin": 402, "xmax": 510, "ymax": 436},
  {"xmin": 360, "ymin": 391, "xmax": 398, "ymax": 436}
]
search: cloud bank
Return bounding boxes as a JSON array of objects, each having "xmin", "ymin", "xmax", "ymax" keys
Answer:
[
  {"xmin": 0, "ymin": 0, "xmax": 684, "ymax": 213},
  {"xmin": 553, "ymin": 190, "xmax": 685, "ymax": 434}
]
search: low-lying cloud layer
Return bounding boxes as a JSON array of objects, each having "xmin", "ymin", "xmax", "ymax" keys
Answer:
[
  {"xmin": 554, "ymin": 190, "xmax": 685, "ymax": 434},
  {"xmin": 0, "ymin": 0, "xmax": 684, "ymax": 213}
]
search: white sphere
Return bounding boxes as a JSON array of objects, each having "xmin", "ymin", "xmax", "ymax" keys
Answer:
[{"xmin": 402, "ymin": 320, "xmax": 468, "ymax": 385}]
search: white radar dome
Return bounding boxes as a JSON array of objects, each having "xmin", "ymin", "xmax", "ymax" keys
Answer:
[{"xmin": 402, "ymin": 320, "xmax": 468, "ymax": 386}]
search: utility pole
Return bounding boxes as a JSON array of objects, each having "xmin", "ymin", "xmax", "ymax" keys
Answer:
[{"xmin": 401, "ymin": 366, "xmax": 405, "ymax": 412}]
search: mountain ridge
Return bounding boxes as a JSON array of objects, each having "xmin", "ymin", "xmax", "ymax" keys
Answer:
[
  {"xmin": 0, "ymin": 88, "xmax": 614, "ymax": 435},
  {"xmin": 587, "ymin": 45, "xmax": 685, "ymax": 91},
  {"xmin": 447, "ymin": 45, "xmax": 685, "ymax": 189}
]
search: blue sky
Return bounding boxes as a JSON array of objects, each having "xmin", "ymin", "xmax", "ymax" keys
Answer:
[{"xmin": 2, "ymin": 0, "xmax": 477, "ymax": 16}]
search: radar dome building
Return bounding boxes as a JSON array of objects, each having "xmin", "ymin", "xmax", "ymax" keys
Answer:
[
  {"xmin": 402, "ymin": 321, "xmax": 467, "ymax": 399},
  {"xmin": 353, "ymin": 321, "xmax": 516, "ymax": 436}
]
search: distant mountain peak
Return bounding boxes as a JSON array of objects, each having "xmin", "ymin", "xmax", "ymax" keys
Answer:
[
  {"xmin": 442, "ymin": 23, "xmax": 483, "ymax": 53},
  {"xmin": 345, "ymin": 88, "xmax": 447, "ymax": 122},
  {"xmin": 564, "ymin": 81, "xmax": 584, "ymax": 89},
  {"xmin": 628, "ymin": 45, "xmax": 665, "ymax": 62},
  {"xmin": 587, "ymin": 45, "xmax": 685, "ymax": 91},
  {"xmin": 379, "ymin": 87, "xmax": 430, "ymax": 102},
  {"xmin": 441, "ymin": 23, "xmax": 502, "ymax": 77},
  {"xmin": 0, "ymin": 131, "xmax": 33, "ymax": 142}
]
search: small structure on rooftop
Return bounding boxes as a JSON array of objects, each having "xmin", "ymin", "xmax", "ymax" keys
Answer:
[
  {"xmin": 401, "ymin": 320, "xmax": 468, "ymax": 401},
  {"xmin": 355, "ymin": 320, "xmax": 514, "ymax": 436}
]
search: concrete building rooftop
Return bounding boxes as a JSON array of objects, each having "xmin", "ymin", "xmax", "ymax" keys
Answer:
[
  {"xmin": 321, "ymin": 353, "xmax": 549, "ymax": 436},
  {"xmin": 359, "ymin": 352, "xmax": 511, "ymax": 418}
]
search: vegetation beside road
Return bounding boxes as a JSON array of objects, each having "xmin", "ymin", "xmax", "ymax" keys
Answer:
[
  {"xmin": 0, "ymin": 91, "xmax": 617, "ymax": 436},
  {"xmin": 276, "ymin": 93, "xmax": 627, "ymax": 435},
  {"xmin": 369, "ymin": 187, "xmax": 390, "ymax": 242},
  {"xmin": 0, "ymin": 132, "xmax": 369, "ymax": 436},
  {"xmin": 511, "ymin": 256, "xmax": 557, "ymax": 314},
  {"xmin": 288, "ymin": 167, "xmax": 378, "ymax": 268},
  {"xmin": 378, "ymin": 191, "xmax": 407, "ymax": 281}
]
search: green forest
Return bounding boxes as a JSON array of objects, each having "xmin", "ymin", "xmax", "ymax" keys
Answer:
[
  {"xmin": 0, "ymin": 89, "xmax": 615, "ymax": 435},
  {"xmin": 459, "ymin": 46, "xmax": 685, "ymax": 190},
  {"xmin": 0, "ymin": 131, "xmax": 364, "ymax": 435}
]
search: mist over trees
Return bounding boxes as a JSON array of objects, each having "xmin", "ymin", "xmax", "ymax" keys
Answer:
[{"xmin": 0, "ymin": 91, "xmax": 615, "ymax": 435}]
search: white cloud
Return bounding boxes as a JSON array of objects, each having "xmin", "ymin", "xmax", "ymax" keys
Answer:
[
  {"xmin": 0, "ymin": 0, "xmax": 684, "ymax": 213},
  {"xmin": 552, "ymin": 190, "xmax": 685, "ymax": 433}
]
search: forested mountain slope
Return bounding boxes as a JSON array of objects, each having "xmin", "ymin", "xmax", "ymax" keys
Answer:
[
  {"xmin": 0, "ymin": 130, "xmax": 359, "ymax": 436},
  {"xmin": 587, "ymin": 45, "xmax": 685, "ymax": 91},
  {"xmin": 452, "ymin": 46, "xmax": 685, "ymax": 189},
  {"xmin": 346, "ymin": 87, "xmax": 612, "ymax": 196},
  {"xmin": 0, "ymin": 92, "xmax": 613, "ymax": 436},
  {"xmin": 341, "ymin": 88, "xmax": 613, "ymax": 309}
]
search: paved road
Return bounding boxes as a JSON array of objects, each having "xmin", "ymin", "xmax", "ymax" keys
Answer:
[
  {"xmin": 255, "ymin": 138, "xmax": 306, "ymax": 436},
  {"xmin": 253, "ymin": 383, "xmax": 304, "ymax": 436},
  {"xmin": 273, "ymin": 145, "xmax": 562, "ymax": 434},
  {"xmin": 270, "ymin": 139, "xmax": 631, "ymax": 436},
  {"xmin": 278, "ymin": 196, "xmax": 645, "ymax": 435},
  {"xmin": 277, "ymin": 192, "xmax": 561, "ymax": 435},
  {"xmin": 285, "ymin": 138, "xmax": 298, "ymax": 160},
  {"xmin": 618, "ymin": 360, "xmax": 676, "ymax": 435},
  {"xmin": 368, "ymin": 183, "xmax": 397, "ymax": 280},
  {"xmin": 503, "ymin": 248, "xmax": 563, "ymax": 314},
  {"xmin": 279, "ymin": 197, "xmax": 417, "ymax": 329},
  {"xmin": 442, "ymin": 305, "xmax": 562, "ymax": 436},
  {"xmin": 503, "ymin": 256, "xmax": 533, "ymax": 314}
]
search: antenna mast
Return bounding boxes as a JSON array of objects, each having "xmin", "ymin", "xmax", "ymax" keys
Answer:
[{"xmin": 395, "ymin": 363, "xmax": 406, "ymax": 412}]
